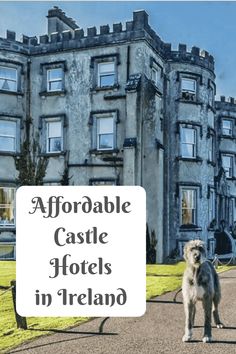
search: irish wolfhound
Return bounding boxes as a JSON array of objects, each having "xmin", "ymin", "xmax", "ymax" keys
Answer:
[{"xmin": 182, "ymin": 240, "xmax": 223, "ymax": 343}]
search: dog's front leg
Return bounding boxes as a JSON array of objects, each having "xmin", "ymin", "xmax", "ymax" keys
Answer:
[
  {"xmin": 202, "ymin": 297, "xmax": 212, "ymax": 343},
  {"xmin": 182, "ymin": 300, "xmax": 194, "ymax": 342}
]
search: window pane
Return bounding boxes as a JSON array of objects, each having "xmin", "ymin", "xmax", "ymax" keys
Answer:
[
  {"xmin": 182, "ymin": 144, "xmax": 194, "ymax": 157},
  {"xmin": 99, "ymin": 134, "xmax": 113, "ymax": 149},
  {"xmin": 222, "ymin": 155, "xmax": 233, "ymax": 177},
  {"xmin": 151, "ymin": 68, "xmax": 158, "ymax": 83},
  {"xmin": 0, "ymin": 187, "xmax": 15, "ymax": 226},
  {"xmin": 100, "ymin": 74, "xmax": 115, "ymax": 87},
  {"xmin": 222, "ymin": 155, "xmax": 231, "ymax": 168},
  {"xmin": 98, "ymin": 118, "xmax": 113, "ymax": 134},
  {"xmin": 181, "ymin": 128, "xmax": 195, "ymax": 143},
  {"xmin": 48, "ymin": 68, "xmax": 62, "ymax": 80},
  {"xmin": 182, "ymin": 79, "xmax": 196, "ymax": 92},
  {"xmin": 181, "ymin": 189, "xmax": 196, "ymax": 225},
  {"xmin": 0, "ymin": 207, "xmax": 14, "ymax": 225},
  {"xmin": 0, "ymin": 67, "xmax": 17, "ymax": 80},
  {"xmin": 0, "ymin": 188, "xmax": 15, "ymax": 204},
  {"xmin": 48, "ymin": 121, "xmax": 61, "ymax": 138},
  {"xmin": 223, "ymin": 120, "xmax": 231, "ymax": 129},
  {"xmin": 0, "ymin": 120, "xmax": 16, "ymax": 136},
  {"xmin": 182, "ymin": 190, "xmax": 195, "ymax": 209},
  {"xmin": 0, "ymin": 78, "xmax": 17, "ymax": 91},
  {"xmin": 222, "ymin": 120, "xmax": 232, "ymax": 135},
  {"xmin": 49, "ymin": 81, "xmax": 62, "ymax": 91},
  {"xmin": 99, "ymin": 63, "xmax": 115, "ymax": 74},
  {"xmin": 49, "ymin": 137, "xmax": 61, "ymax": 152},
  {"xmin": 0, "ymin": 121, "xmax": 16, "ymax": 151},
  {"xmin": 0, "ymin": 136, "xmax": 15, "ymax": 151}
]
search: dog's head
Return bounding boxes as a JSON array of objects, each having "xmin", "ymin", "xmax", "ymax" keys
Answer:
[{"xmin": 183, "ymin": 240, "xmax": 206, "ymax": 267}]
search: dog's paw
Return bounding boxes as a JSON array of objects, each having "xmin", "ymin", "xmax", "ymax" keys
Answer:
[
  {"xmin": 182, "ymin": 334, "xmax": 192, "ymax": 342},
  {"xmin": 216, "ymin": 323, "xmax": 224, "ymax": 329},
  {"xmin": 202, "ymin": 336, "xmax": 212, "ymax": 343}
]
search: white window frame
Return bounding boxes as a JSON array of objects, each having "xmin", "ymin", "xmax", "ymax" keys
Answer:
[
  {"xmin": 222, "ymin": 154, "xmax": 233, "ymax": 178},
  {"xmin": 0, "ymin": 187, "xmax": 15, "ymax": 227},
  {"xmin": 181, "ymin": 78, "xmax": 196, "ymax": 94},
  {"xmin": 0, "ymin": 66, "xmax": 17, "ymax": 92},
  {"xmin": 96, "ymin": 116, "xmax": 114, "ymax": 151},
  {"xmin": 180, "ymin": 188, "xmax": 197, "ymax": 226},
  {"xmin": 0, "ymin": 119, "xmax": 17, "ymax": 152},
  {"xmin": 222, "ymin": 119, "xmax": 233, "ymax": 136},
  {"xmin": 97, "ymin": 61, "xmax": 115, "ymax": 88},
  {"xmin": 47, "ymin": 68, "xmax": 63, "ymax": 92},
  {"xmin": 46, "ymin": 119, "xmax": 63, "ymax": 153},
  {"xmin": 180, "ymin": 127, "xmax": 196, "ymax": 158}
]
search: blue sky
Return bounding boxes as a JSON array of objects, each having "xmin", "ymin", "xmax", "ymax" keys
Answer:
[{"xmin": 0, "ymin": 1, "xmax": 235, "ymax": 99}]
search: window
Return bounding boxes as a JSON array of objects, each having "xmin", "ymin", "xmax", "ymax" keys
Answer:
[
  {"xmin": 90, "ymin": 179, "xmax": 116, "ymax": 186},
  {"xmin": 209, "ymin": 189, "xmax": 215, "ymax": 223},
  {"xmin": 181, "ymin": 78, "xmax": 196, "ymax": 101},
  {"xmin": 151, "ymin": 67, "xmax": 158, "ymax": 85},
  {"xmin": 209, "ymin": 86, "xmax": 214, "ymax": 107},
  {"xmin": 98, "ymin": 62, "xmax": 115, "ymax": 87},
  {"xmin": 222, "ymin": 154, "xmax": 233, "ymax": 178},
  {"xmin": 46, "ymin": 120, "xmax": 62, "ymax": 153},
  {"xmin": 0, "ymin": 187, "xmax": 15, "ymax": 227},
  {"xmin": 222, "ymin": 119, "xmax": 233, "ymax": 136},
  {"xmin": 0, "ymin": 120, "xmax": 17, "ymax": 152},
  {"xmin": 0, "ymin": 66, "xmax": 17, "ymax": 92},
  {"xmin": 208, "ymin": 135, "xmax": 214, "ymax": 162},
  {"xmin": 181, "ymin": 188, "xmax": 197, "ymax": 225},
  {"xmin": 180, "ymin": 127, "xmax": 196, "ymax": 158},
  {"xmin": 47, "ymin": 68, "xmax": 63, "ymax": 92},
  {"xmin": 97, "ymin": 117, "xmax": 114, "ymax": 150}
]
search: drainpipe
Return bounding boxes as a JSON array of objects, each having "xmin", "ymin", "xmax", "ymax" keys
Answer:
[
  {"xmin": 126, "ymin": 45, "xmax": 130, "ymax": 81},
  {"xmin": 26, "ymin": 58, "xmax": 31, "ymax": 141}
]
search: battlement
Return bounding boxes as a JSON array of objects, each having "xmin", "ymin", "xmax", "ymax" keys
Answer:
[
  {"xmin": 164, "ymin": 43, "xmax": 214, "ymax": 72},
  {"xmin": 215, "ymin": 96, "xmax": 236, "ymax": 110},
  {"xmin": 0, "ymin": 9, "xmax": 214, "ymax": 72}
]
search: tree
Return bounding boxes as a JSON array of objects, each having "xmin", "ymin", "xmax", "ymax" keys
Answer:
[{"xmin": 15, "ymin": 118, "xmax": 48, "ymax": 186}]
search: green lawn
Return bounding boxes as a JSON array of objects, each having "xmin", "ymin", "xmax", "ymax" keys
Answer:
[{"xmin": 0, "ymin": 261, "xmax": 234, "ymax": 353}]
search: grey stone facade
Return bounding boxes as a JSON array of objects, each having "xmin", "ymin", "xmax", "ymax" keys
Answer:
[{"xmin": 0, "ymin": 7, "xmax": 235, "ymax": 262}]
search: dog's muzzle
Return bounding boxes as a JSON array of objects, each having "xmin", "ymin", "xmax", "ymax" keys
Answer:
[{"xmin": 194, "ymin": 254, "xmax": 201, "ymax": 263}]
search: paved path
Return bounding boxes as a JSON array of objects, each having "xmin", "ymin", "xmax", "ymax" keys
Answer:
[{"xmin": 8, "ymin": 269, "xmax": 236, "ymax": 354}]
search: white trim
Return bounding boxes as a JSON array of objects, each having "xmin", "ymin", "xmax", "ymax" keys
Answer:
[
  {"xmin": 0, "ymin": 66, "xmax": 17, "ymax": 92},
  {"xmin": 47, "ymin": 68, "xmax": 63, "ymax": 92}
]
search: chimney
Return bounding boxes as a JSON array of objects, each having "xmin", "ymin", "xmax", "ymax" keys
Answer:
[{"xmin": 47, "ymin": 6, "xmax": 79, "ymax": 36}]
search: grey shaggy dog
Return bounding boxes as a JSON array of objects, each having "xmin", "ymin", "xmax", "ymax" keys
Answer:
[{"xmin": 182, "ymin": 240, "xmax": 224, "ymax": 343}]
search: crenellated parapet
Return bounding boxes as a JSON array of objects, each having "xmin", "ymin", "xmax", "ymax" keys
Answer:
[
  {"xmin": 164, "ymin": 43, "xmax": 214, "ymax": 73},
  {"xmin": 0, "ymin": 9, "xmax": 214, "ymax": 73},
  {"xmin": 215, "ymin": 96, "xmax": 236, "ymax": 111},
  {"xmin": 0, "ymin": 30, "xmax": 31, "ymax": 55}
]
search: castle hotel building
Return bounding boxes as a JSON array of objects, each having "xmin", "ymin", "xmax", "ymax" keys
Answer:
[{"xmin": 0, "ymin": 7, "xmax": 235, "ymax": 262}]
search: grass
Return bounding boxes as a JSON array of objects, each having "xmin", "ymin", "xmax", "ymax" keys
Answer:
[
  {"xmin": 0, "ymin": 261, "xmax": 88, "ymax": 353},
  {"xmin": 0, "ymin": 261, "xmax": 235, "ymax": 353},
  {"xmin": 146, "ymin": 262, "xmax": 233, "ymax": 300}
]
